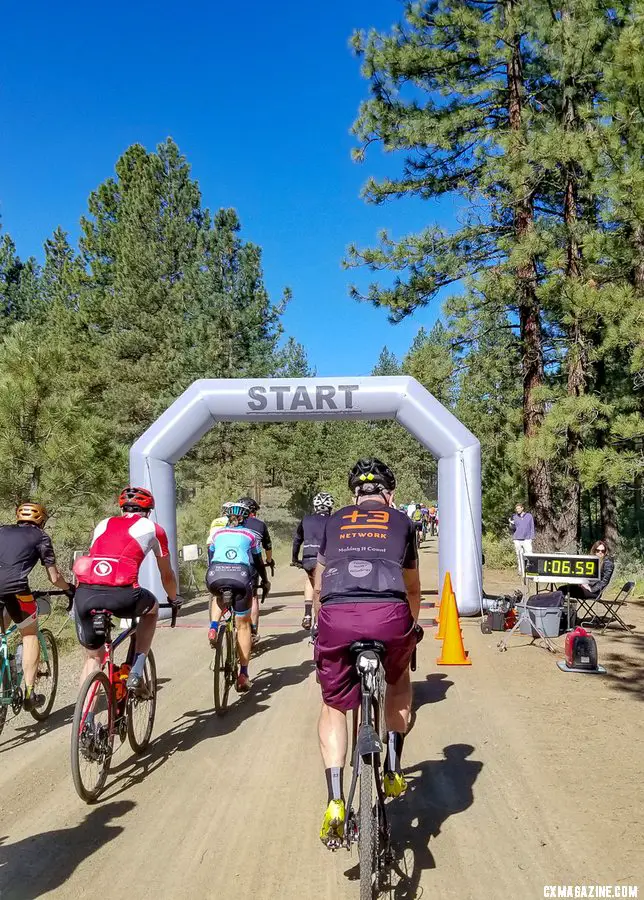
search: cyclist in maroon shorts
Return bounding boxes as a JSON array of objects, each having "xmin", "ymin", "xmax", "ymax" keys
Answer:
[{"xmin": 314, "ymin": 458, "xmax": 422, "ymax": 847}]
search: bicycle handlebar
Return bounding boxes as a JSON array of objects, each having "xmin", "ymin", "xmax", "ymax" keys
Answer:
[{"xmin": 160, "ymin": 601, "xmax": 179, "ymax": 628}]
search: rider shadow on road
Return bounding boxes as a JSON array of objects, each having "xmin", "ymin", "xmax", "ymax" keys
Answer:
[
  {"xmin": 0, "ymin": 702, "xmax": 75, "ymax": 755},
  {"xmin": 409, "ymin": 674, "xmax": 453, "ymax": 733},
  {"xmin": 0, "ymin": 799, "xmax": 135, "ymax": 900},
  {"xmin": 101, "ymin": 658, "xmax": 316, "ymax": 802},
  {"xmin": 385, "ymin": 744, "xmax": 482, "ymax": 899}
]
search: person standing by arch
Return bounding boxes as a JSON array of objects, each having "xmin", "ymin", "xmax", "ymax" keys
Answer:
[{"xmin": 509, "ymin": 502, "xmax": 535, "ymax": 576}]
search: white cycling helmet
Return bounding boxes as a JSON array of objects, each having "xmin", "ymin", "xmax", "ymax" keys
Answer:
[{"xmin": 313, "ymin": 492, "xmax": 334, "ymax": 514}]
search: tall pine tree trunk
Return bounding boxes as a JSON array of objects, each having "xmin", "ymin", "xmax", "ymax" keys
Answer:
[
  {"xmin": 507, "ymin": 3, "xmax": 553, "ymax": 548},
  {"xmin": 558, "ymin": 86, "xmax": 586, "ymax": 551}
]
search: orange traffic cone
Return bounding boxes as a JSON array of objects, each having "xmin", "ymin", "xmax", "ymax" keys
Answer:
[
  {"xmin": 436, "ymin": 591, "xmax": 472, "ymax": 666},
  {"xmin": 435, "ymin": 572, "xmax": 454, "ymax": 639}
]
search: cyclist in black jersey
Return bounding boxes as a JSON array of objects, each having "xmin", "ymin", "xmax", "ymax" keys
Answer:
[
  {"xmin": 291, "ymin": 492, "xmax": 334, "ymax": 629},
  {"xmin": 238, "ymin": 497, "xmax": 273, "ymax": 645},
  {"xmin": 0, "ymin": 502, "xmax": 74, "ymax": 710},
  {"xmin": 314, "ymin": 459, "xmax": 422, "ymax": 847}
]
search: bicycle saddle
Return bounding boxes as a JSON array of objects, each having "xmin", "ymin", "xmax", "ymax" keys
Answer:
[{"xmin": 349, "ymin": 639, "xmax": 386, "ymax": 658}]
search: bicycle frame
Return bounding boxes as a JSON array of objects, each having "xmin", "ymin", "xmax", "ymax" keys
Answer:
[
  {"xmin": 0, "ymin": 602, "xmax": 56, "ymax": 705},
  {"xmin": 343, "ymin": 654, "xmax": 389, "ymax": 851}
]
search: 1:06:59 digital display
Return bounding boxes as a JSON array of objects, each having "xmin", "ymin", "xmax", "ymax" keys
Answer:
[{"xmin": 524, "ymin": 556, "xmax": 600, "ymax": 578}]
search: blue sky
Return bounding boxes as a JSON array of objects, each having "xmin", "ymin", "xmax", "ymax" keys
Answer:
[{"xmin": 0, "ymin": 0, "xmax": 452, "ymax": 374}]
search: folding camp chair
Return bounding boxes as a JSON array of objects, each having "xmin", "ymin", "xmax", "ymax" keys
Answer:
[
  {"xmin": 594, "ymin": 581, "xmax": 635, "ymax": 632},
  {"xmin": 578, "ymin": 581, "xmax": 635, "ymax": 632}
]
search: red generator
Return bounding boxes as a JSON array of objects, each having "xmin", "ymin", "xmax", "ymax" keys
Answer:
[{"xmin": 559, "ymin": 627, "xmax": 603, "ymax": 673}]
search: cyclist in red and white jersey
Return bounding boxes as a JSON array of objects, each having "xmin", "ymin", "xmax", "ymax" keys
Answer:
[{"xmin": 73, "ymin": 487, "xmax": 179, "ymax": 696}]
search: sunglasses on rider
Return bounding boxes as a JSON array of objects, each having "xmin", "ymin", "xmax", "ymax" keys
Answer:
[{"xmin": 596, "ymin": 547, "xmax": 606, "ymax": 553}]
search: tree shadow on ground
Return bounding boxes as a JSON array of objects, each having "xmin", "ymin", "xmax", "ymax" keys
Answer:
[
  {"xmin": 264, "ymin": 590, "xmax": 302, "ymax": 600},
  {"xmin": 343, "ymin": 744, "xmax": 481, "ymax": 897},
  {"xmin": 600, "ymin": 631, "xmax": 644, "ymax": 701},
  {"xmin": 0, "ymin": 702, "xmax": 75, "ymax": 754},
  {"xmin": 0, "ymin": 800, "xmax": 135, "ymax": 899},
  {"xmin": 252, "ymin": 629, "xmax": 310, "ymax": 658},
  {"xmin": 99, "ymin": 658, "xmax": 315, "ymax": 801}
]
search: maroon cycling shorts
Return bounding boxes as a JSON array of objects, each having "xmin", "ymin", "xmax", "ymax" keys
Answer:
[{"xmin": 315, "ymin": 601, "xmax": 416, "ymax": 711}]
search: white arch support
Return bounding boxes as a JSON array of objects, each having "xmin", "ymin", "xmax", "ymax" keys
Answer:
[{"xmin": 130, "ymin": 377, "xmax": 482, "ymax": 614}]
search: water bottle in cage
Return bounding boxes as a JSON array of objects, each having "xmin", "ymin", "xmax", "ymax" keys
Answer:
[{"xmin": 222, "ymin": 608, "xmax": 232, "ymax": 624}]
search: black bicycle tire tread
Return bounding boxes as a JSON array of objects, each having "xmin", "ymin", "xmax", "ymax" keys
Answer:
[
  {"xmin": 0, "ymin": 662, "xmax": 10, "ymax": 737},
  {"xmin": 359, "ymin": 754, "xmax": 375, "ymax": 900},
  {"xmin": 70, "ymin": 670, "xmax": 114, "ymax": 803},
  {"xmin": 213, "ymin": 624, "xmax": 229, "ymax": 715},
  {"xmin": 127, "ymin": 649, "xmax": 157, "ymax": 753},
  {"xmin": 29, "ymin": 628, "xmax": 59, "ymax": 721}
]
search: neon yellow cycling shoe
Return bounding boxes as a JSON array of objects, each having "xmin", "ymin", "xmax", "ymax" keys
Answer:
[
  {"xmin": 383, "ymin": 771, "xmax": 407, "ymax": 799},
  {"xmin": 319, "ymin": 799, "xmax": 345, "ymax": 848}
]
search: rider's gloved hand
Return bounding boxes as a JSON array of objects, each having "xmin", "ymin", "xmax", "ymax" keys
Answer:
[
  {"xmin": 268, "ymin": 559, "xmax": 275, "ymax": 576},
  {"xmin": 310, "ymin": 622, "xmax": 319, "ymax": 642},
  {"xmin": 261, "ymin": 579, "xmax": 271, "ymax": 595},
  {"xmin": 169, "ymin": 595, "xmax": 184, "ymax": 609},
  {"xmin": 413, "ymin": 622, "xmax": 424, "ymax": 643},
  {"xmin": 64, "ymin": 584, "xmax": 76, "ymax": 612}
]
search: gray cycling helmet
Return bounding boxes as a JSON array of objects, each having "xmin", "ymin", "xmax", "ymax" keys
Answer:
[{"xmin": 313, "ymin": 492, "xmax": 334, "ymax": 514}]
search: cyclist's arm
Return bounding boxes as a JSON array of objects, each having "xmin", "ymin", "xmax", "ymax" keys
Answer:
[
  {"xmin": 156, "ymin": 555, "xmax": 177, "ymax": 601},
  {"xmin": 262, "ymin": 523, "xmax": 273, "ymax": 563},
  {"xmin": 292, "ymin": 521, "xmax": 304, "ymax": 564},
  {"xmin": 252, "ymin": 547, "xmax": 268, "ymax": 582},
  {"xmin": 313, "ymin": 561, "xmax": 324, "ymax": 620},
  {"xmin": 403, "ymin": 566, "xmax": 421, "ymax": 623},
  {"xmin": 46, "ymin": 565, "xmax": 72, "ymax": 591}
]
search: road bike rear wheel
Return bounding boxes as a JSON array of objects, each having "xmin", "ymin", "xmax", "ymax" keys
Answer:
[
  {"xmin": 213, "ymin": 624, "xmax": 234, "ymax": 715},
  {"xmin": 71, "ymin": 670, "xmax": 114, "ymax": 803},
  {"xmin": 127, "ymin": 649, "xmax": 157, "ymax": 753},
  {"xmin": 29, "ymin": 628, "xmax": 59, "ymax": 721},
  {"xmin": 0, "ymin": 662, "xmax": 11, "ymax": 737},
  {"xmin": 359, "ymin": 754, "xmax": 376, "ymax": 900}
]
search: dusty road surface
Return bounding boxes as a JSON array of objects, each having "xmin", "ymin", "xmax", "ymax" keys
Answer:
[{"xmin": 1, "ymin": 542, "xmax": 643, "ymax": 900}]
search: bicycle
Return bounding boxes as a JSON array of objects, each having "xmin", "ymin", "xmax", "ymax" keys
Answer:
[
  {"xmin": 70, "ymin": 600, "xmax": 178, "ymax": 803},
  {"xmin": 0, "ymin": 590, "xmax": 64, "ymax": 738},
  {"xmin": 212, "ymin": 585, "xmax": 266, "ymax": 715},
  {"xmin": 341, "ymin": 640, "xmax": 419, "ymax": 900}
]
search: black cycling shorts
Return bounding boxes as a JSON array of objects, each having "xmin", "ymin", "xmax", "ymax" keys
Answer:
[
  {"xmin": 302, "ymin": 558, "xmax": 317, "ymax": 574},
  {"xmin": 206, "ymin": 563, "xmax": 253, "ymax": 616},
  {"xmin": 74, "ymin": 584, "xmax": 157, "ymax": 650},
  {"xmin": 0, "ymin": 592, "xmax": 38, "ymax": 628}
]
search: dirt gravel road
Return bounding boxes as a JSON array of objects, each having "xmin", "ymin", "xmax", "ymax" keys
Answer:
[{"xmin": 1, "ymin": 542, "xmax": 642, "ymax": 900}]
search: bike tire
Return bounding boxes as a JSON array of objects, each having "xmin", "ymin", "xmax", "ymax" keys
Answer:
[
  {"xmin": 359, "ymin": 754, "xmax": 376, "ymax": 900},
  {"xmin": 30, "ymin": 628, "xmax": 59, "ymax": 721},
  {"xmin": 0, "ymin": 661, "xmax": 10, "ymax": 737},
  {"xmin": 71, "ymin": 670, "xmax": 114, "ymax": 803},
  {"xmin": 213, "ymin": 625, "xmax": 232, "ymax": 715},
  {"xmin": 127, "ymin": 649, "xmax": 157, "ymax": 753}
]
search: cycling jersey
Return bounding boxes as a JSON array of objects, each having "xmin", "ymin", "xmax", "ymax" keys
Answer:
[
  {"xmin": 73, "ymin": 514, "xmax": 169, "ymax": 588},
  {"xmin": 0, "ymin": 523, "xmax": 56, "ymax": 594},
  {"xmin": 318, "ymin": 500, "xmax": 417, "ymax": 604},
  {"xmin": 243, "ymin": 515, "xmax": 272, "ymax": 553},
  {"xmin": 208, "ymin": 526, "xmax": 262, "ymax": 567},
  {"xmin": 292, "ymin": 513, "xmax": 328, "ymax": 569}
]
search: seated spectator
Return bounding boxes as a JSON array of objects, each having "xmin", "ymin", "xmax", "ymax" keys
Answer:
[{"xmin": 562, "ymin": 540, "xmax": 614, "ymax": 600}]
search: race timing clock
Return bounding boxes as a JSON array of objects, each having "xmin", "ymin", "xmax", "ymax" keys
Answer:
[{"xmin": 523, "ymin": 554, "xmax": 600, "ymax": 579}]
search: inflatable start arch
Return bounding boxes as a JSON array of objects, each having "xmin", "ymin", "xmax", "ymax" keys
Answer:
[{"xmin": 130, "ymin": 376, "xmax": 482, "ymax": 614}]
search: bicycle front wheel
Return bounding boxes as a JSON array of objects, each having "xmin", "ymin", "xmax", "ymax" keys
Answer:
[
  {"xmin": 213, "ymin": 625, "xmax": 234, "ymax": 715},
  {"xmin": 127, "ymin": 649, "xmax": 157, "ymax": 753},
  {"xmin": 359, "ymin": 755, "xmax": 376, "ymax": 900},
  {"xmin": 30, "ymin": 628, "xmax": 59, "ymax": 721},
  {"xmin": 71, "ymin": 670, "xmax": 114, "ymax": 803}
]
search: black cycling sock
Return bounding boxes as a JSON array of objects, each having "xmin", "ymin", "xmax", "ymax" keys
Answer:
[
  {"xmin": 384, "ymin": 732, "xmax": 405, "ymax": 774},
  {"xmin": 325, "ymin": 767, "xmax": 344, "ymax": 802},
  {"xmin": 304, "ymin": 602, "xmax": 312, "ymax": 618}
]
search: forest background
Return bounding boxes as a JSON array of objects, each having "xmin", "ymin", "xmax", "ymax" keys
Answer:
[{"xmin": 1, "ymin": 0, "xmax": 643, "ymax": 590}]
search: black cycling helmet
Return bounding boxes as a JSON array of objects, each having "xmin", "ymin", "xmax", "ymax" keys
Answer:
[
  {"xmin": 348, "ymin": 458, "xmax": 396, "ymax": 495},
  {"xmin": 238, "ymin": 496, "xmax": 259, "ymax": 514}
]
